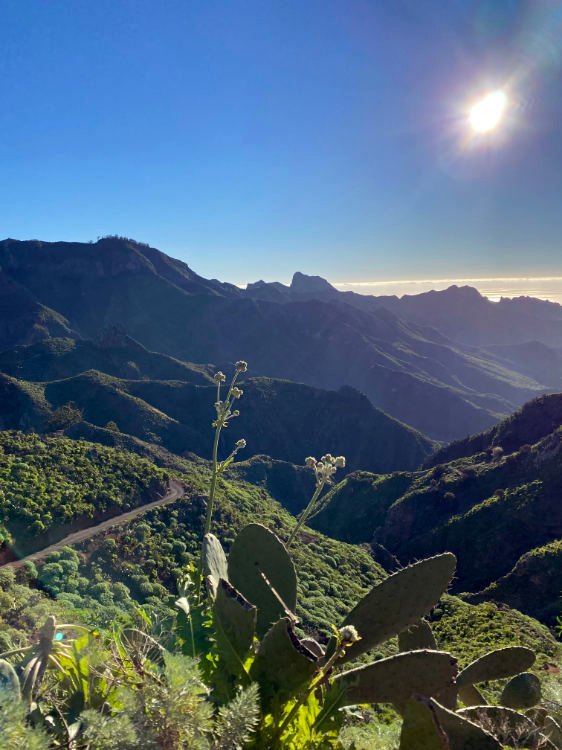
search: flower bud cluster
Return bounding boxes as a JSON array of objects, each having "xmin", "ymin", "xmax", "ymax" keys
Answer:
[
  {"xmin": 305, "ymin": 453, "xmax": 346, "ymax": 486},
  {"xmin": 227, "ymin": 437, "xmax": 247, "ymax": 462},
  {"xmin": 212, "ymin": 363, "xmax": 248, "ymax": 433},
  {"xmin": 214, "ymin": 399, "xmax": 240, "ymax": 426},
  {"xmin": 338, "ymin": 624, "xmax": 361, "ymax": 646}
]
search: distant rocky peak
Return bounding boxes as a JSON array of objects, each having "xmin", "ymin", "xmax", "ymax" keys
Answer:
[
  {"xmin": 247, "ymin": 280, "xmax": 273, "ymax": 290},
  {"xmin": 290, "ymin": 271, "xmax": 337, "ymax": 294},
  {"xmin": 442, "ymin": 284, "xmax": 485, "ymax": 300}
]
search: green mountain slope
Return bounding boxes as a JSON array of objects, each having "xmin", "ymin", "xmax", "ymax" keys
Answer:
[
  {"xmin": 281, "ymin": 394, "xmax": 562, "ymax": 625},
  {"xmin": 469, "ymin": 539, "xmax": 562, "ymax": 626},
  {"xmin": 427, "ymin": 392, "xmax": 562, "ymax": 466},
  {"xmin": 315, "ymin": 428, "xmax": 562, "ymax": 595},
  {"xmin": 0, "ymin": 431, "xmax": 557, "ymax": 668},
  {"xmin": 0, "ymin": 332, "xmax": 214, "ymax": 384},
  {"xmin": 0, "ymin": 431, "xmax": 168, "ymax": 556},
  {"xmin": 0, "ymin": 369, "xmax": 435, "ymax": 473}
]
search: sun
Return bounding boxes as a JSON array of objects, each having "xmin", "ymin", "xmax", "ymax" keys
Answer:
[{"xmin": 469, "ymin": 90, "xmax": 507, "ymax": 133}]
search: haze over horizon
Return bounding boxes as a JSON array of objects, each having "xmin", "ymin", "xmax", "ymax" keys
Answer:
[
  {"xmin": 241, "ymin": 271, "xmax": 562, "ymax": 304},
  {"xmin": 333, "ymin": 275, "xmax": 562, "ymax": 304}
]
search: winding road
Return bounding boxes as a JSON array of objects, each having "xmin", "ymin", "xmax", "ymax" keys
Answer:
[{"xmin": 2, "ymin": 479, "xmax": 186, "ymax": 569}]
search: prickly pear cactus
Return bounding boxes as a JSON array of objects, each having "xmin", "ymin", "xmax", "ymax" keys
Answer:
[
  {"xmin": 203, "ymin": 533, "xmax": 229, "ymax": 599},
  {"xmin": 250, "ymin": 617, "xmax": 318, "ymax": 708},
  {"xmin": 458, "ymin": 683, "xmax": 486, "ymax": 707},
  {"xmin": 398, "ymin": 619, "xmax": 437, "ymax": 652},
  {"xmin": 334, "ymin": 649, "xmax": 458, "ymax": 706},
  {"xmin": 228, "ymin": 523, "xmax": 297, "ymax": 637},
  {"xmin": 500, "ymin": 671, "xmax": 541, "ymax": 710},
  {"xmin": 460, "ymin": 705, "xmax": 557, "ymax": 749},
  {"xmin": 212, "ymin": 578, "xmax": 256, "ymax": 676},
  {"xmin": 399, "ymin": 697, "xmax": 502, "ymax": 750},
  {"xmin": 457, "ymin": 646, "xmax": 535, "ymax": 688},
  {"xmin": 336, "ymin": 552, "xmax": 456, "ymax": 664}
]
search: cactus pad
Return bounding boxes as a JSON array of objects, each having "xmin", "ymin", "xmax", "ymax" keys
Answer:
[
  {"xmin": 460, "ymin": 706, "xmax": 556, "ymax": 749},
  {"xmin": 457, "ymin": 647, "xmax": 535, "ymax": 688},
  {"xmin": 203, "ymin": 533, "xmax": 229, "ymax": 599},
  {"xmin": 429, "ymin": 700, "xmax": 503, "ymax": 749},
  {"xmin": 228, "ymin": 523, "xmax": 297, "ymax": 637},
  {"xmin": 458, "ymin": 683, "xmax": 486, "ymax": 707},
  {"xmin": 542, "ymin": 715, "xmax": 562, "ymax": 749},
  {"xmin": 335, "ymin": 649, "xmax": 457, "ymax": 706},
  {"xmin": 212, "ymin": 579, "xmax": 256, "ymax": 676},
  {"xmin": 300, "ymin": 637, "xmax": 325, "ymax": 659},
  {"xmin": 399, "ymin": 698, "xmax": 501, "ymax": 750},
  {"xmin": 500, "ymin": 672, "xmax": 541, "ymax": 709},
  {"xmin": 337, "ymin": 552, "xmax": 456, "ymax": 664},
  {"xmin": 250, "ymin": 617, "xmax": 318, "ymax": 708},
  {"xmin": 399, "ymin": 619, "xmax": 437, "ymax": 652}
]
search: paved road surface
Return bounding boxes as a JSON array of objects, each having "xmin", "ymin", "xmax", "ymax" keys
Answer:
[{"xmin": 2, "ymin": 479, "xmax": 186, "ymax": 569}]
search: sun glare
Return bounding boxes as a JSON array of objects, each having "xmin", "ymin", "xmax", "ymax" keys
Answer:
[{"xmin": 469, "ymin": 90, "xmax": 507, "ymax": 133}]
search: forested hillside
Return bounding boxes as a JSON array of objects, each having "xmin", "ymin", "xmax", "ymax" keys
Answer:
[
  {"xmin": 0, "ymin": 364, "xmax": 434, "ymax": 473},
  {"xmin": 299, "ymin": 395, "xmax": 562, "ymax": 627}
]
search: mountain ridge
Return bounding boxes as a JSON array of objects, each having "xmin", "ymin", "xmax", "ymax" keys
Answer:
[{"xmin": 0, "ymin": 236, "xmax": 556, "ymax": 441}]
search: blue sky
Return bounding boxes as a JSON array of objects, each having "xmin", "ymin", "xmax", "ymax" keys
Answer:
[{"xmin": 2, "ymin": 0, "xmax": 562, "ymax": 285}]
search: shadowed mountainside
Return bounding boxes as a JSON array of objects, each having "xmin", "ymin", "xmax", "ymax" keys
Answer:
[
  {"xmin": 242, "ymin": 392, "xmax": 562, "ymax": 626},
  {"xmin": 0, "ymin": 237, "xmax": 554, "ymax": 441},
  {"xmin": 426, "ymin": 392, "xmax": 562, "ymax": 466},
  {"xmin": 0, "ymin": 365, "xmax": 435, "ymax": 473},
  {"xmin": 247, "ymin": 272, "xmax": 562, "ymax": 350}
]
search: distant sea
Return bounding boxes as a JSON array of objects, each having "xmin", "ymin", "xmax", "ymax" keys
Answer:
[{"xmin": 334, "ymin": 277, "xmax": 562, "ymax": 304}]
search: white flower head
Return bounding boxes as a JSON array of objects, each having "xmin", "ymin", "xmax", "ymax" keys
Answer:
[
  {"xmin": 235, "ymin": 438, "xmax": 247, "ymax": 449},
  {"xmin": 339, "ymin": 624, "xmax": 361, "ymax": 645},
  {"xmin": 235, "ymin": 360, "xmax": 248, "ymax": 373},
  {"xmin": 214, "ymin": 371, "xmax": 226, "ymax": 383}
]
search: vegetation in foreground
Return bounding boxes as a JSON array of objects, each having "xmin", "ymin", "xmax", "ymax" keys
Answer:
[{"xmin": 0, "ymin": 362, "xmax": 560, "ymax": 748}]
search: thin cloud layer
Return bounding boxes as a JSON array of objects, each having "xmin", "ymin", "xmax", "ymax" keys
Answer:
[{"xmin": 334, "ymin": 277, "xmax": 562, "ymax": 303}]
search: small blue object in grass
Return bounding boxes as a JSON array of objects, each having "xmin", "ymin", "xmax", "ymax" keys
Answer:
[{"xmin": 55, "ymin": 632, "xmax": 64, "ymax": 642}]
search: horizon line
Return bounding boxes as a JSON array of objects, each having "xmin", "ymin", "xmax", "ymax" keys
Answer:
[
  {"xmin": 333, "ymin": 275, "xmax": 562, "ymax": 288},
  {"xmin": 237, "ymin": 274, "xmax": 562, "ymax": 288}
]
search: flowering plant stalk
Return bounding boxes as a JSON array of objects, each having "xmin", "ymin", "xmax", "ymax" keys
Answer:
[
  {"xmin": 196, "ymin": 360, "xmax": 248, "ymax": 601},
  {"xmin": 286, "ymin": 453, "xmax": 345, "ymax": 548}
]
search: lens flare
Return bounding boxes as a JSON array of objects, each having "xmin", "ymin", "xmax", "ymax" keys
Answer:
[{"xmin": 469, "ymin": 90, "xmax": 507, "ymax": 133}]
